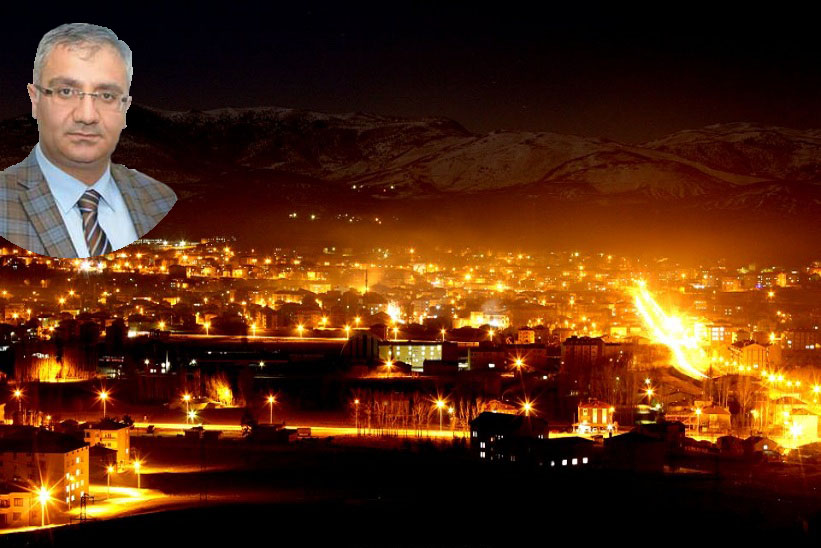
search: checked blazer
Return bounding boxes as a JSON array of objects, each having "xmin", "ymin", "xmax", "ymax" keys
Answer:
[{"xmin": 0, "ymin": 148, "xmax": 177, "ymax": 258}]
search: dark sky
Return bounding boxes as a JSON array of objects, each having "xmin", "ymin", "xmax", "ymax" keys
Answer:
[{"xmin": 1, "ymin": 4, "xmax": 818, "ymax": 143}]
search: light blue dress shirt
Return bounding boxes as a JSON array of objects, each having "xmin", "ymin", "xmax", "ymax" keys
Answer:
[{"xmin": 35, "ymin": 143, "xmax": 138, "ymax": 258}]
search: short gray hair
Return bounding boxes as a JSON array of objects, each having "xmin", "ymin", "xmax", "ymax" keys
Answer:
[{"xmin": 33, "ymin": 23, "xmax": 133, "ymax": 89}]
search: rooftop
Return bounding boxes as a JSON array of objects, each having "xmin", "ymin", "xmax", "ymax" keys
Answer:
[{"xmin": 0, "ymin": 426, "xmax": 87, "ymax": 454}]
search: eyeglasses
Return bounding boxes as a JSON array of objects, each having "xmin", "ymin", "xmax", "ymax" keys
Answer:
[{"xmin": 33, "ymin": 84, "xmax": 129, "ymax": 113}]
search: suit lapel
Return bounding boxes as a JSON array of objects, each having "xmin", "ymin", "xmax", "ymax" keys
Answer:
[
  {"xmin": 110, "ymin": 164, "xmax": 151, "ymax": 237},
  {"xmin": 16, "ymin": 151, "xmax": 79, "ymax": 258}
]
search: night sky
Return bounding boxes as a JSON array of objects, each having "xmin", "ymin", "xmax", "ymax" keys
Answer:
[{"xmin": 1, "ymin": 4, "xmax": 818, "ymax": 143}]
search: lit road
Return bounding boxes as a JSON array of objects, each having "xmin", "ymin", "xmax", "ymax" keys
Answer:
[
  {"xmin": 0, "ymin": 487, "xmax": 201, "ymax": 535},
  {"xmin": 131, "ymin": 421, "xmax": 626, "ymax": 441},
  {"xmin": 69, "ymin": 486, "xmax": 198, "ymax": 520},
  {"xmin": 166, "ymin": 333, "xmax": 352, "ymax": 342},
  {"xmin": 133, "ymin": 422, "xmax": 468, "ymax": 439}
]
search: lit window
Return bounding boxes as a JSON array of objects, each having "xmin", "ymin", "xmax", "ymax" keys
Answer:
[
  {"xmin": 551, "ymin": 461, "xmax": 555, "ymax": 467},
  {"xmin": 76, "ymin": 457, "xmax": 80, "ymax": 464},
  {"xmin": 582, "ymin": 457, "xmax": 589, "ymax": 464},
  {"xmin": 480, "ymin": 442, "xmax": 486, "ymax": 448},
  {"xmin": 572, "ymin": 458, "xmax": 578, "ymax": 465},
  {"xmin": 480, "ymin": 451, "xmax": 486, "ymax": 459},
  {"xmin": 562, "ymin": 459, "xmax": 568, "ymax": 466}
]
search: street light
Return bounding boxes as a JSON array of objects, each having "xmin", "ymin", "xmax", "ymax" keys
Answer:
[
  {"xmin": 187, "ymin": 410, "xmax": 198, "ymax": 424},
  {"xmin": 204, "ymin": 321, "xmax": 211, "ymax": 336},
  {"xmin": 393, "ymin": 326, "xmax": 399, "ymax": 341},
  {"xmin": 37, "ymin": 485, "xmax": 50, "ymax": 527},
  {"xmin": 344, "ymin": 325, "xmax": 351, "ymax": 338},
  {"xmin": 695, "ymin": 407, "xmax": 702, "ymax": 433},
  {"xmin": 106, "ymin": 465, "xmax": 115, "ymax": 498},
  {"xmin": 488, "ymin": 329, "xmax": 495, "ymax": 341},
  {"xmin": 355, "ymin": 316, "xmax": 361, "ymax": 328},
  {"xmin": 436, "ymin": 399, "xmax": 446, "ymax": 431},
  {"xmin": 13, "ymin": 388, "xmax": 22, "ymax": 415},
  {"xmin": 384, "ymin": 359, "xmax": 393, "ymax": 378},
  {"xmin": 522, "ymin": 401, "xmax": 533, "ymax": 417},
  {"xmin": 297, "ymin": 324, "xmax": 304, "ymax": 338},
  {"xmin": 354, "ymin": 398, "xmax": 360, "ymax": 433},
  {"xmin": 134, "ymin": 460, "xmax": 142, "ymax": 489},
  {"xmin": 99, "ymin": 390, "xmax": 109, "ymax": 419},
  {"xmin": 183, "ymin": 393, "xmax": 191, "ymax": 417},
  {"xmin": 441, "ymin": 328, "xmax": 446, "ymax": 342},
  {"xmin": 267, "ymin": 395, "xmax": 276, "ymax": 424}
]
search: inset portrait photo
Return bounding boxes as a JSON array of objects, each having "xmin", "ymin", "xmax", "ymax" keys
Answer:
[{"xmin": 0, "ymin": 23, "xmax": 176, "ymax": 258}]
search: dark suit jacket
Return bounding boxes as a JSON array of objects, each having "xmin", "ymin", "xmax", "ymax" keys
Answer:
[{"xmin": 0, "ymin": 148, "xmax": 177, "ymax": 258}]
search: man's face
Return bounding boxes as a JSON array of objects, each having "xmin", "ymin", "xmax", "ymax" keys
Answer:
[{"xmin": 27, "ymin": 43, "xmax": 131, "ymax": 177}]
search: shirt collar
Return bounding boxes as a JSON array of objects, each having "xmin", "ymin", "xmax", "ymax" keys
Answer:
[{"xmin": 35, "ymin": 143, "xmax": 114, "ymax": 215}]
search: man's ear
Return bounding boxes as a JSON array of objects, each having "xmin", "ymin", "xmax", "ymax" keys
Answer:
[
  {"xmin": 27, "ymin": 83, "xmax": 39, "ymax": 120},
  {"xmin": 122, "ymin": 95, "xmax": 132, "ymax": 127}
]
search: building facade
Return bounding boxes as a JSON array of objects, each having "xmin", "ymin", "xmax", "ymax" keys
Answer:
[{"xmin": 0, "ymin": 427, "xmax": 89, "ymax": 511}]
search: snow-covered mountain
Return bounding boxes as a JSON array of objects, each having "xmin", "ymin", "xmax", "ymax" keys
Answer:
[{"xmin": 1, "ymin": 106, "xmax": 817, "ymax": 257}]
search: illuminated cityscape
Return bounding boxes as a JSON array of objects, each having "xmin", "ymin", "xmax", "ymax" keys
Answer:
[
  {"xmin": 0, "ymin": 238, "xmax": 819, "ymax": 536},
  {"xmin": 2, "ymin": 4, "xmax": 820, "ymax": 546}
]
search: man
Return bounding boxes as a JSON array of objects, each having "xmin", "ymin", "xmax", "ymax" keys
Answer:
[{"xmin": 0, "ymin": 23, "xmax": 176, "ymax": 258}]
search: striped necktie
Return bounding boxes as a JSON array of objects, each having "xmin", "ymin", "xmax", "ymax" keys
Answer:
[{"xmin": 77, "ymin": 189, "xmax": 112, "ymax": 257}]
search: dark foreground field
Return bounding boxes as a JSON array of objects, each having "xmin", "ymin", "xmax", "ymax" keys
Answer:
[{"xmin": 5, "ymin": 437, "xmax": 821, "ymax": 546}]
